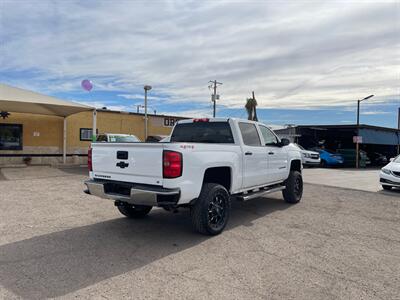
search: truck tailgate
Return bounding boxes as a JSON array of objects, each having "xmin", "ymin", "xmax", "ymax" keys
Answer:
[{"xmin": 91, "ymin": 143, "xmax": 164, "ymax": 186}]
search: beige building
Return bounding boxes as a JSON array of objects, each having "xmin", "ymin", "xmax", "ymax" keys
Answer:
[{"xmin": 0, "ymin": 84, "xmax": 185, "ymax": 165}]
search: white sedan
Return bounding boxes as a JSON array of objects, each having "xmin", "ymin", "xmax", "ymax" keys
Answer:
[
  {"xmin": 293, "ymin": 144, "xmax": 321, "ymax": 166},
  {"xmin": 380, "ymin": 155, "xmax": 400, "ymax": 190},
  {"xmin": 97, "ymin": 133, "xmax": 140, "ymax": 143}
]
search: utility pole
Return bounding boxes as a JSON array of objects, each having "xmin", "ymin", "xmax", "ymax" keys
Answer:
[
  {"xmin": 144, "ymin": 85, "xmax": 152, "ymax": 140},
  {"xmin": 136, "ymin": 105, "xmax": 144, "ymax": 113},
  {"xmin": 209, "ymin": 80, "xmax": 222, "ymax": 117}
]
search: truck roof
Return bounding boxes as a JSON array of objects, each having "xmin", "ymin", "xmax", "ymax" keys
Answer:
[
  {"xmin": 176, "ymin": 117, "xmax": 265, "ymax": 126},
  {"xmin": 177, "ymin": 118, "xmax": 230, "ymax": 124}
]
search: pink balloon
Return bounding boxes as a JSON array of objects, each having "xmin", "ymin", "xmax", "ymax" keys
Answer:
[{"xmin": 81, "ymin": 79, "xmax": 93, "ymax": 91}]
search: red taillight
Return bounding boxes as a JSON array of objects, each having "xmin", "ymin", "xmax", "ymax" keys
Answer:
[
  {"xmin": 163, "ymin": 150, "xmax": 182, "ymax": 178},
  {"xmin": 88, "ymin": 147, "xmax": 92, "ymax": 171},
  {"xmin": 193, "ymin": 118, "xmax": 209, "ymax": 122}
]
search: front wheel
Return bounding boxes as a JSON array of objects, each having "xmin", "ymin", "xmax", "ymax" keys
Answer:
[
  {"xmin": 282, "ymin": 171, "xmax": 303, "ymax": 204},
  {"xmin": 117, "ymin": 203, "xmax": 152, "ymax": 218},
  {"xmin": 190, "ymin": 183, "xmax": 231, "ymax": 235}
]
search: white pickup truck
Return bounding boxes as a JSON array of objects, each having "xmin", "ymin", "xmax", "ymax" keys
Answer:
[{"xmin": 85, "ymin": 118, "xmax": 303, "ymax": 235}]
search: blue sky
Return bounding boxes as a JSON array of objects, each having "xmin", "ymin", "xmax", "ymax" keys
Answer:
[{"xmin": 1, "ymin": 1, "xmax": 399, "ymax": 128}]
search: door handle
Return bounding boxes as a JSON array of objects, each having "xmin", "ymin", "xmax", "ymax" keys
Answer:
[
  {"xmin": 268, "ymin": 151, "xmax": 274, "ymax": 155},
  {"xmin": 245, "ymin": 151, "xmax": 253, "ymax": 156}
]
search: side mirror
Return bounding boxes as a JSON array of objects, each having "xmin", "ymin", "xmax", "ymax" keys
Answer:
[{"xmin": 279, "ymin": 138, "xmax": 290, "ymax": 147}]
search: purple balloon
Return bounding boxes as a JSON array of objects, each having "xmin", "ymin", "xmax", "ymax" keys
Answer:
[{"xmin": 81, "ymin": 79, "xmax": 93, "ymax": 91}]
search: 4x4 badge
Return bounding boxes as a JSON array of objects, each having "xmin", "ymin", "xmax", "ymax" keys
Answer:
[{"xmin": 116, "ymin": 161, "xmax": 129, "ymax": 169}]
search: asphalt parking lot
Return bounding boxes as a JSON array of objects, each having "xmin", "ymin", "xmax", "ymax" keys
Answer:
[
  {"xmin": 302, "ymin": 167, "xmax": 383, "ymax": 192},
  {"xmin": 0, "ymin": 167, "xmax": 399, "ymax": 299}
]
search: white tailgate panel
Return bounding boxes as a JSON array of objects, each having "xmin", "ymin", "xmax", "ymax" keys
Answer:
[{"xmin": 92, "ymin": 144, "xmax": 163, "ymax": 186}]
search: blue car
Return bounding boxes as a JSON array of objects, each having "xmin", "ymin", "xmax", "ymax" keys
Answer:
[{"xmin": 311, "ymin": 148, "xmax": 344, "ymax": 167}]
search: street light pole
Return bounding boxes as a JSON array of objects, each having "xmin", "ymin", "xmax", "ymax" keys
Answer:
[
  {"xmin": 356, "ymin": 94, "xmax": 374, "ymax": 168},
  {"xmin": 144, "ymin": 85, "xmax": 152, "ymax": 140},
  {"xmin": 397, "ymin": 107, "xmax": 400, "ymax": 155}
]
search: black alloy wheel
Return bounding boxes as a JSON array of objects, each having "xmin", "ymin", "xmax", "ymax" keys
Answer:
[
  {"xmin": 208, "ymin": 191, "xmax": 229, "ymax": 231},
  {"xmin": 294, "ymin": 176, "xmax": 303, "ymax": 199},
  {"xmin": 191, "ymin": 183, "xmax": 231, "ymax": 235}
]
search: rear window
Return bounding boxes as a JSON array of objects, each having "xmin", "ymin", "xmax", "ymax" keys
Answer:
[{"xmin": 170, "ymin": 122, "xmax": 234, "ymax": 143}]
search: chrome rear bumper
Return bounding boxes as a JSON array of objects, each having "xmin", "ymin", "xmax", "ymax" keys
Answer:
[{"xmin": 84, "ymin": 180, "xmax": 180, "ymax": 206}]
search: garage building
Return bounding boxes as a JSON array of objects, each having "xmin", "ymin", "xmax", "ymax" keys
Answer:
[{"xmin": 275, "ymin": 124, "xmax": 400, "ymax": 164}]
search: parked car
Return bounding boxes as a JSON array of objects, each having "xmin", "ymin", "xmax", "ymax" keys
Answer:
[
  {"xmin": 310, "ymin": 148, "xmax": 344, "ymax": 167},
  {"xmin": 96, "ymin": 133, "xmax": 140, "ymax": 143},
  {"xmin": 293, "ymin": 144, "xmax": 320, "ymax": 166},
  {"xmin": 369, "ymin": 152, "xmax": 388, "ymax": 166},
  {"xmin": 337, "ymin": 149, "xmax": 371, "ymax": 167},
  {"xmin": 145, "ymin": 135, "xmax": 168, "ymax": 142},
  {"xmin": 84, "ymin": 118, "xmax": 303, "ymax": 235},
  {"xmin": 380, "ymin": 155, "xmax": 400, "ymax": 190}
]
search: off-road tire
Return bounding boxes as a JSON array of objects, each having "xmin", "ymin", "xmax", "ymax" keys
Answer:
[
  {"xmin": 190, "ymin": 183, "xmax": 231, "ymax": 235},
  {"xmin": 282, "ymin": 171, "xmax": 303, "ymax": 204},
  {"xmin": 382, "ymin": 185, "xmax": 392, "ymax": 191},
  {"xmin": 117, "ymin": 203, "xmax": 152, "ymax": 218}
]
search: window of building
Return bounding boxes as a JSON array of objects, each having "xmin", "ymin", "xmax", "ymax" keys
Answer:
[
  {"xmin": 239, "ymin": 122, "xmax": 261, "ymax": 146},
  {"xmin": 0, "ymin": 124, "xmax": 23, "ymax": 150},
  {"xmin": 80, "ymin": 128, "xmax": 94, "ymax": 141}
]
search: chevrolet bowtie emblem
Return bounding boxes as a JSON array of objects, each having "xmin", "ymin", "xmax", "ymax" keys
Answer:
[{"xmin": 116, "ymin": 161, "xmax": 129, "ymax": 169}]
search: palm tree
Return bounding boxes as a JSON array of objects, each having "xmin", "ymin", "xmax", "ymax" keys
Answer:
[{"xmin": 245, "ymin": 91, "xmax": 258, "ymax": 121}]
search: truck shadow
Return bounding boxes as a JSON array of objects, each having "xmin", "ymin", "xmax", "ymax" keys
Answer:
[{"xmin": 0, "ymin": 197, "xmax": 291, "ymax": 298}]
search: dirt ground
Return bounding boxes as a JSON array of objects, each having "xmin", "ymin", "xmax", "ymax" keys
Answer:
[{"xmin": 0, "ymin": 167, "xmax": 399, "ymax": 299}]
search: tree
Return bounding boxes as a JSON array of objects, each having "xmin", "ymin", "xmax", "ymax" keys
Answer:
[{"xmin": 245, "ymin": 91, "xmax": 258, "ymax": 121}]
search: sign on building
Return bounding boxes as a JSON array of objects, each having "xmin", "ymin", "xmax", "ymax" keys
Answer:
[
  {"xmin": 353, "ymin": 136, "xmax": 363, "ymax": 143},
  {"xmin": 163, "ymin": 117, "xmax": 179, "ymax": 127},
  {"xmin": 151, "ymin": 116, "xmax": 181, "ymax": 127}
]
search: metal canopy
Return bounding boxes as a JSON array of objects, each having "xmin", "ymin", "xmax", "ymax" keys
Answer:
[
  {"xmin": 0, "ymin": 83, "xmax": 93, "ymax": 116},
  {"xmin": 0, "ymin": 83, "xmax": 96, "ymax": 164},
  {"xmin": 359, "ymin": 128, "xmax": 399, "ymax": 145}
]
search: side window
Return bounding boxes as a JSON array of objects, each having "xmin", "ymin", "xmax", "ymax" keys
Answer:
[
  {"xmin": 239, "ymin": 123, "xmax": 261, "ymax": 146},
  {"xmin": 259, "ymin": 126, "xmax": 279, "ymax": 145}
]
